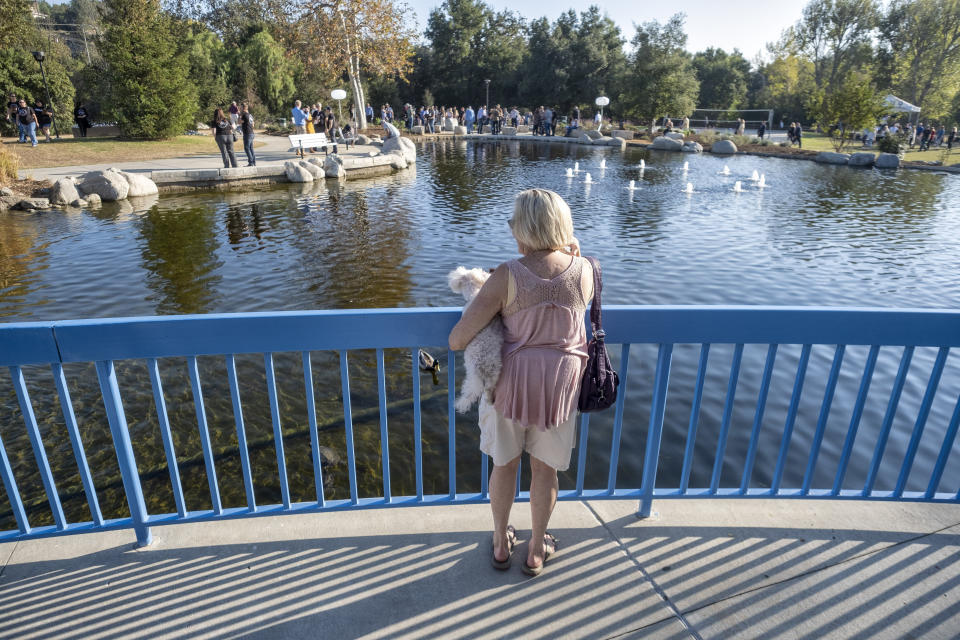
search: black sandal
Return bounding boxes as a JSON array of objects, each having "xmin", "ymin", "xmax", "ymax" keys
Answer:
[
  {"xmin": 491, "ymin": 525, "xmax": 517, "ymax": 570},
  {"xmin": 522, "ymin": 532, "xmax": 558, "ymax": 577}
]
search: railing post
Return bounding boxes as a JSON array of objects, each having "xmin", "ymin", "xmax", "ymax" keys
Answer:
[
  {"xmin": 95, "ymin": 360, "xmax": 152, "ymax": 547},
  {"xmin": 639, "ymin": 343, "xmax": 673, "ymax": 518}
]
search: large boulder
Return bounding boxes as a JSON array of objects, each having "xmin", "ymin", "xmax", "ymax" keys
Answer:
[
  {"xmin": 710, "ymin": 139, "xmax": 738, "ymax": 154},
  {"xmin": 383, "ymin": 121, "xmax": 401, "ymax": 139},
  {"xmin": 481, "ymin": 124, "xmax": 492, "ymax": 134},
  {"xmin": 517, "ymin": 125, "xmax": 531, "ymax": 133},
  {"xmin": 501, "ymin": 127, "xmax": 517, "ymax": 136},
  {"xmin": 389, "ymin": 154, "xmax": 408, "ymax": 170},
  {"xmin": 651, "ymin": 136, "xmax": 683, "ymax": 151},
  {"xmin": 411, "ymin": 125, "xmax": 425, "ymax": 135},
  {"xmin": 49, "ymin": 177, "xmax": 80, "ymax": 206},
  {"xmin": 382, "ymin": 135, "xmax": 417, "ymax": 164},
  {"xmin": 323, "ymin": 155, "xmax": 346, "ymax": 180},
  {"xmin": 77, "ymin": 169, "xmax": 129, "ymax": 201},
  {"xmin": 875, "ymin": 152, "xmax": 900, "ymax": 169},
  {"xmin": 299, "ymin": 160, "xmax": 325, "ymax": 179},
  {"xmin": 682, "ymin": 141, "xmax": 704, "ymax": 153},
  {"xmin": 84, "ymin": 193, "xmax": 102, "ymax": 207},
  {"xmin": 611, "ymin": 130, "xmax": 634, "ymax": 140},
  {"xmin": 355, "ymin": 134, "xmax": 371, "ymax": 145},
  {"xmin": 453, "ymin": 125, "xmax": 467, "ymax": 135},
  {"xmin": 574, "ymin": 131, "xmax": 592, "ymax": 144},
  {"xmin": 598, "ymin": 136, "xmax": 627, "ymax": 149},
  {"xmin": 0, "ymin": 195, "xmax": 19, "ymax": 210},
  {"xmin": 848, "ymin": 152, "xmax": 875, "ymax": 167},
  {"xmin": 443, "ymin": 117, "xmax": 456, "ymax": 131},
  {"xmin": 665, "ymin": 131, "xmax": 684, "ymax": 140},
  {"xmin": 117, "ymin": 171, "xmax": 159, "ymax": 197},
  {"xmin": 815, "ymin": 151, "xmax": 850, "ymax": 165},
  {"xmin": 585, "ymin": 129, "xmax": 603, "ymax": 140},
  {"xmin": 0, "ymin": 187, "xmax": 13, "ymax": 196},
  {"xmin": 284, "ymin": 160, "xmax": 314, "ymax": 182}
]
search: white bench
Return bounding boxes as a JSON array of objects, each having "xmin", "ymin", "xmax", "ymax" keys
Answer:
[{"xmin": 288, "ymin": 133, "xmax": 336, "ymax": 158}]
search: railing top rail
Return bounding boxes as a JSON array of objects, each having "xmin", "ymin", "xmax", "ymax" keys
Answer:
[{"xmin": 2, "ymin": 306, "xmax": 959, "ymax": 365}]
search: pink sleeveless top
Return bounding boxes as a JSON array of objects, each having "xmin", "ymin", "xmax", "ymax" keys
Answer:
[{"xmin": 493, "ymin": 256, "xmax": 590, "ymax": 430}]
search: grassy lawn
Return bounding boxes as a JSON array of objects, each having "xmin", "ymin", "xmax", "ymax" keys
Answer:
[
  {"xmin": 799, "ymin": 132, "xmax": 960, "ymax": 165},
  {"xmin": 1, "ymin": 135, "xmax": 249, "ymax": 169}
]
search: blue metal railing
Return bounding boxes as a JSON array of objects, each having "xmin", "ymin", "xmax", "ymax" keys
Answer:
[{"xmin": 1, "ymin": 306, "xmax": 959, "ymax": 546}]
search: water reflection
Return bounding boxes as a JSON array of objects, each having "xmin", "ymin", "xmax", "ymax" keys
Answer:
[{"xmin": 138, "ymin": 204, "xmax": 223, "ymax": 314}]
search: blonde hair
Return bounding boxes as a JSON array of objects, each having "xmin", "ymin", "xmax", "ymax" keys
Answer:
[{"xmin": 509, "ymin": 189, "xmax": 574, "ymax": 251}]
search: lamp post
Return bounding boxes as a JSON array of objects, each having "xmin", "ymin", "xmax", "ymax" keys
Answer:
[
  {"xmin": 31, "ymin": 51, "xmax": 60, "ymax": 139},
  {"xmin": 484, "ymin": 79, "xmax": 490, "ymax": 109}
]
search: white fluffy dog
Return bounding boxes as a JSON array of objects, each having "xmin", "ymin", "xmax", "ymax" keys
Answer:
[{"xmin": 448, "ymin": 266, "xmax": 504, "ymax": 413}]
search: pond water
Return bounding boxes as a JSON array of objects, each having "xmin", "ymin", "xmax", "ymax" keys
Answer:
[{"xmin": 2, "ymin": 139, "xmax": 960, "ymax": 528}]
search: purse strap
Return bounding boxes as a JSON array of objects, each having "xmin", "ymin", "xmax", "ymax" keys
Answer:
[{"xmin": 584, "ymin": 256, "xmax": 604, "ymax": 339}]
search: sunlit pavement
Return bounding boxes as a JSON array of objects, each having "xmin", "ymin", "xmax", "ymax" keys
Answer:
[{"xmin": 2, "ymin": 499, "xmax": 958, "ymax": 639}]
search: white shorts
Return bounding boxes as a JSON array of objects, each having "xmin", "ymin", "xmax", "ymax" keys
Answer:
[{"xmin": 478, "ymin": 396, "xmax": 578, "ymax": 471}]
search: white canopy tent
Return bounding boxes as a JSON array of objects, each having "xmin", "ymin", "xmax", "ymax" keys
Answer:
[{"xmin": 884, "ymin": 95, "xmax": 921, "ymax": 123}]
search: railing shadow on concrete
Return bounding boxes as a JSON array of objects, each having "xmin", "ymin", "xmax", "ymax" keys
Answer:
[
  {"xmin": 1, "ymin": 306, "xmax": 959, "ymax": 547},
  {"xmin": 2, "ymin": 515, "xmax": 958, "ymax": 639}
]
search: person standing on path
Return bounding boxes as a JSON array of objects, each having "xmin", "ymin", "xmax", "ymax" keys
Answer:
[
  {"xmin": 74, "ymin": 102, "xmax": 91, "ymax": 137},
  {"xmin": 291, "ymin": 100, "xmax": 308, "ymax": 135},
  {"xmin": 239, "ymin": 102, "xmax": 256, "ymax": 166},
  {"xmin": 15, "ymin": 99, "xmax": 38, "ymax": 146},
  {"xmin": 211, "ymin": 107, "xmax": 238, "ymax": 168},
  {"xmin": 757, "ymin": 121, "xmax": 766, "ymax": 140},
  {"xmin": 229, "ymin": 101, "xmax": 239, "ymax": 126},
  {"xmin": 464, "ymin": 105, "xmax": 475, "ymax": 133}
]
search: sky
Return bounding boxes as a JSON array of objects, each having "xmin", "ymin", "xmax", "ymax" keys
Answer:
[{"xmin": 405, "ymin": 0, "xmax": 806, "ymax": 61}]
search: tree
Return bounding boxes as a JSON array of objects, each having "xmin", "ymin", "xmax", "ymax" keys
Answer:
[
  {"xmin": 813, "ymin": 73, "xmax": 889, "ymax": 150},
  {"xmin": 691, "ymin": 48, "xmax": 752, "ymax": 110},
  {"xmin": 780, "ymin": 0, "xmax": 878, "ymax": 95},
  {"xmin": 239, "ymin": 30, "xmax": 295, "ymax": 115},
  {"xmin": 877, "ymin": 0, "xmax": 960, "ymax": 119},
  {"xmin": 424, "ymin": 0, "xmax": 526, "ymax": 107},
  {"xmin": 268, "ymin": 0, "xmax": 417, "ymax": 129},
  {"xmin": 753, "ymin": 53, "xmax": 817, "ymax": 123},
  {"xmin": 0, "ymin": 0, "xmax": 35, "ymax": 49},
  {"xmin": 99, "ymin": 0, "xmax": 196, "ymax": 138},
  {"xmin": 185, "ymin": 24, "xmax": 231, "ymax": 121},
  {"xmin": 619, "ymin": 14, "xmax": 699, "ymax": 129}
]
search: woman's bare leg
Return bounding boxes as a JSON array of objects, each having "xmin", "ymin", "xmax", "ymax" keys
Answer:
[
  {"xmin": 490, "ymin": 455, "xmax": 520, "ymax": 562},
  {"xmin": 527, "ymin": 455, "xmax": 559, "ymax": 568}
]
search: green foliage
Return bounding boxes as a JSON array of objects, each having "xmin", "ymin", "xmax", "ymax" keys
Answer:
[
  {"xmin": 619, "ymin": 13, "xmax": 699, "ymax": 126},
  {"xmin": 691, "ymin": 48, "xmax": 751, "ymax": 110},
  {"xmin": 877, "ymin": 0, "xmax": 960, "ymax": 120},
  {"xmin": 877, "ymin": 131, "xmax": 906, "ymax": 154},
  {"xmin": 813, "ymin": 73, "xmax": 889, "ymax": 151},
  {"xmin": 98, "ymin": 0, "xmax": 196, "ymax": 138},
  {"xmin": 0, "ymin": 0, "xmax": 35, "ymax": 49},
  {"xmin": 237, "ymin": 30, "xmax": 295, "ymax": 116},
  {"xmin": 0, "ymin": 48, "xmax": 76, "ymax": 132},
  {"xmin": 185, "ymin": 23, "xmax": 231, "ymax": 122}
]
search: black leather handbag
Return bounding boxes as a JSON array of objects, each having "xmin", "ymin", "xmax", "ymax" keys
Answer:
[{"xmin": 578, "ymin": 257, "xmax": 619, "ymax": 412}]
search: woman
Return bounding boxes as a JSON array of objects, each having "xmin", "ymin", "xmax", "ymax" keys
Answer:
[
  {"xmin": 449, "ymin": 188, "xmax": 593, "ymax": 576},
  {"xmin": 211, "ymin": 107, "xmax": 237, "ymax": 168},
  {"xmin": 15, "ymin": 98, "xmax": 38, "ymax": 146},
  {"xmin": 239, "ymin": 102, "xmax": 256, "ymax": 166}
]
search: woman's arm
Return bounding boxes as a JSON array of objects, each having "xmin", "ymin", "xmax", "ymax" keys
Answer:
[{"xmin": 448, "ymin": 264, "xmax": 508, "ymax": 351}]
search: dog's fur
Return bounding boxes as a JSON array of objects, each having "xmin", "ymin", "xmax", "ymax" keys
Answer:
[{"xmin": 448, "ymin": 266, "xmax": 504, "ymax": 413}]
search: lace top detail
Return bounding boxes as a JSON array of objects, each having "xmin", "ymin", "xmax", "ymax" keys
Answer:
[
  {"xmin": 493, "ymin": 256, "xmax": 591, "ymax": 430},
  {"xmin": 503, "ymin": 257, "xmax": 588, "ymax": 317}
]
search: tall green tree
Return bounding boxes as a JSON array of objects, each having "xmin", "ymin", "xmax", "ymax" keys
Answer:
[
  {"xmin": 877, "ymin": 0, "xmax": 960, "ymax": 119},
  {"xmin": 619, "ymin": 13, "xmax": 699, "ymax": 128},
  {"xmin": 781, "ymin": 0, "xmax": 878, "ymax": 93},
  {"xmin": 99, "ymin": 0, "xmax": 195, "ymax": 138},
  {"xmin": 752, "ymin": 53, "xmax": 817, "ymax": 123},
  {"xmin": 0, "ymin": 0, "xmax": 35, "ymax": 49},
  {"xmin": 691, "ymin": 48, "xmax": 751, "ymax": 110},
  {"xmin": 424, "ymin": 0, "xmax": 526, "ymax": 107},
  {"xmin": 811, "ymin": 72, "xmax": 889, "ymax": 150},
  {"xmin": 185, "ymin": 24, "xmax": 231, "ymax": 122}
]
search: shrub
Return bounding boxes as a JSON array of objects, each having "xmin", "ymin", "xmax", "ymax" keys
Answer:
[
  {"xmin": 876, "ymin": 132, "xmax": 906, "ymax": 155},
  {"xmin": 0, "ymin": 147, "xmax": 18, "ymax": 186}
]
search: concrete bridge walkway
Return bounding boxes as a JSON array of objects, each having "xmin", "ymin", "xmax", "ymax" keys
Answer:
[{"xmin": 2, "ymin": 499, "xmax": 959, "ymax": 639}]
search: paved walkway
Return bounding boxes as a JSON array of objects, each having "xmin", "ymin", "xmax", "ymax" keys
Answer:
[
  {"xmin": 2, "ymin": 499, "xmax": 958, "ymax": 639},
  {"xmin": 16, "ymin": 135, "xmax": 386, "ymax": 182}
]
